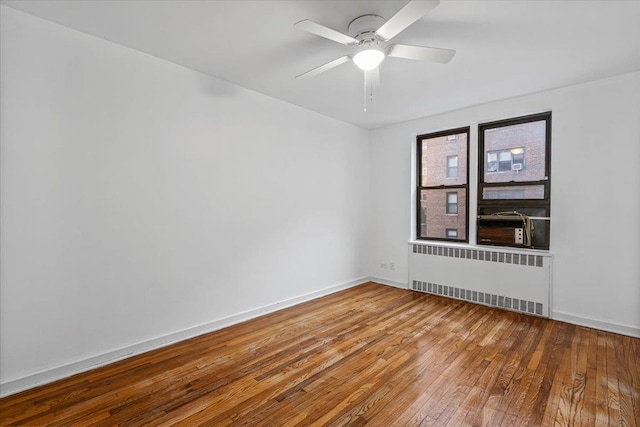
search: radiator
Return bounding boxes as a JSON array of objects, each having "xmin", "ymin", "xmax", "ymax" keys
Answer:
[{"xmin": 409, "ymin": 243, "xmax": 552, "ymax": 317}]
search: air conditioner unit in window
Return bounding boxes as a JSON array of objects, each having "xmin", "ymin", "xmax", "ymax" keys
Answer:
[
  {"xmin": 477, "ymin": 213, "xmax": 531, "ymax": 247},
  {"xmin": 512, "ymin": 163, "xmax": 523, "ymax": 171}
]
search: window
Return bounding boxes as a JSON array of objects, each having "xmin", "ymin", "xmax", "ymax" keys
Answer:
[
  {"xmin": 416, "ymin": 127, "xmax": 469, "ymax": 242},
  {"xmin": 447, "ymin": 155, "xmax": 458, "ymax": 178},
  {"xmin": 487, "ymin": 148, "xmax": 525, "ymax": 173},
  {"xmin": 446, "ymin": 192, "xmax": 458, "ymax": 214},
  {"xmin": 478, "ymin": 112, "xmax": 551, "ymax": 249}
]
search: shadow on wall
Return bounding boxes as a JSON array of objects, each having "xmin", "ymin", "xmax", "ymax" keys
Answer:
[{"xmin": 196, "ymin": 74, "xmax": 238, "ymax": 97}]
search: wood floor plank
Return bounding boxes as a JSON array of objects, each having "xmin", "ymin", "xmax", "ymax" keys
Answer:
[
  {"xmin": 1, "ymin": 282, "xmax": 638, "ymax": 426},
  {"xmin": 614, "ymin": 334, "xmax": 639, "ymax": 427},
  {"xmin": 580, "ymin": 326, "xmax": 601, "ymax": 427},
  {"xmin": 595, "ymin": 330, "xmax": 612, "ymax": 425}
]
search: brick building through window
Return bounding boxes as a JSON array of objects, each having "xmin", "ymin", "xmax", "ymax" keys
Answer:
[{"xmin": 417, "ymin": 128, "xmax": 469, "ymax": 241}]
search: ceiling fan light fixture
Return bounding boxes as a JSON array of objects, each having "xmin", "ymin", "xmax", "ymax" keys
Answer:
[{"xmin": 353, "ymin": 48, "xmax": 385, "ymax": 71}]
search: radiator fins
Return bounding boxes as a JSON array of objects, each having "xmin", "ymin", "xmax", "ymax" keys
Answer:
[
  {"xmin": 412, "ymin": 280, "xmax": 544, "ymax": 316},
  {"xmin": 412, "ymin": 244, "xmax": 544, "ymax": 267}
]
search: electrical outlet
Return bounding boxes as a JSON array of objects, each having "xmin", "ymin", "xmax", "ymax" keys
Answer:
[
  {"xmin": 514, "ymin": 228, "xmax": 524, "ymax": 244},
  {"xmin": 389, "ymin": 262, "xmax": 395, "ymax": 270},
  {"xmin": 380, "ymin": 263, "xmax": 388, "ymax": 269}
]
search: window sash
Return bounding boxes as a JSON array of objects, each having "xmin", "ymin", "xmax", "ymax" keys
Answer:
[{"xmin": 417, "ymin": 187, "xmax": 468, "ymax": 241}]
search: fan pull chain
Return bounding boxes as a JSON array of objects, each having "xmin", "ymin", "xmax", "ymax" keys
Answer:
[
  {"xmin": 370, "ymin": 77, "xmax": 374, "ymax": 102},
  {"xmin": 363, "ymin": 71, "xmax": 376, "ymax": 112},
  {"xmin": 363, "ymin": 71, "xmax": 367, "ymax": 112}
]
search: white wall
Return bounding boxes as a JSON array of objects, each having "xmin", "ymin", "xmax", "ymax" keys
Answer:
[
  {"xmin": 0, "ymin": 6, "xmax": 370, "ymax": 391},
  {"xmin": 369, "ymin": 71, "xmax": 640, "ymax": 335}
]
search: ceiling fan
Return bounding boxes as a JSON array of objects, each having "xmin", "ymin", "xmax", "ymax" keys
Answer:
[{"xmin": 294, "ymin": 0, "xmax": 456, "ymax": 95}]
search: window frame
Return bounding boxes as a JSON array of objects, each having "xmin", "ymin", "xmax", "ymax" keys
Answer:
[
  {"xmin": 477, "ymin": 112, "xmax": 551, "ymax": 249},
  {"xmin": 416, "ymin": 126, "xmax": 470, "ymax": 243}
]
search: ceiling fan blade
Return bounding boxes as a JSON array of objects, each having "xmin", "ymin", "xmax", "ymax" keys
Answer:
[
  {"xmin": 387, "ymin": 44, "xmax": 455, "ymax": 63},
  {"xmin": 375, "ymin": 0, "xmax": 440, "ymax": 41},
  {"xmin": 294, "ymin": 20, "xmax": 358, "ymax": 45},
  {"xmin": 296, "ymin": 56, "xmax": 351, "ymax": 79}
]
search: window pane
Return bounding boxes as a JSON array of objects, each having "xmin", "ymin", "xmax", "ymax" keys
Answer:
[
  {"xmin": 498, "ymin": 151, "xmax": 511, "ymax": 161},
  {"xmin": 512, "ymin": 148, "xmax": 524, "ymax": 165},
  {"xmin": 482, "ymin": 185, "xmax": 545, "ymax": 200},
  {"xmin": 484, "ymin": 189, "xmax": 524, "ymax": 200},
  {"xmin": 446, "ymin": 155, "xmax": 458, "ymax": 178},
  {"xmin": 421, "ymin": 132, "xmax": 468, "ymax": 186},
  {"xmin": 446, "ymin": 192, "xmax": 458, "ymax": 214},
  {"xmin": 419, "ymin": 188, "xmax": 467, "ymax": 240},
  {"xmin": 483, "ymin": 120, "xmax": 546, "ymax": 183},
  {"xmin": 498, "ymin": 160, "xmax": 511, "ymax": 172}
]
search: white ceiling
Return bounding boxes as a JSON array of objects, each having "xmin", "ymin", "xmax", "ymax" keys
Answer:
[{"xmin": 3, "ymin": 0, "xmax": 640, "ymax": 129}]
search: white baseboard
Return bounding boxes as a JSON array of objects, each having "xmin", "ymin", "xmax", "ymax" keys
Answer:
[
  {"xmin": 552, "ymin": 311, "xmax": 640, "ymax": 338},
  {"xmin": 370, "ymin": 276, "xmax": 408, "ymax": 289},
  {"xmin": 0, "ymin": 276, "xmax": 370, "ymax": 397}
]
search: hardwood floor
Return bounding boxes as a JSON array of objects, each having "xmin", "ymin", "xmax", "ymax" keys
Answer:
[{"xmin": 1, "ymin": 282, "xmax": 638, "ymax": 426}]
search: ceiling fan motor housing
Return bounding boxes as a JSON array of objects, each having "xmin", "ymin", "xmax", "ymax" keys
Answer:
[{"xmin": 348, "ymin": 15, "xmax": 386, "ymax": 44}]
